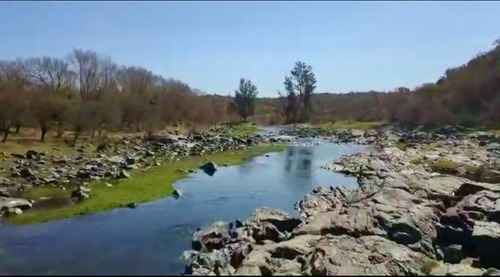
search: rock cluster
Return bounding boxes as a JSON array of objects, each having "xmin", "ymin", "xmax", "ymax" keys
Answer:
[
  {"xmin": 0, "ymin": 126, "xmax": 271, "ymax": 219},
  {"xmin": 183, "ymin": 128, "xmax": 500, "ymax": 276}
]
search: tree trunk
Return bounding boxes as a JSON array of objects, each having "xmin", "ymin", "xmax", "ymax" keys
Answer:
[
  {"xmin": 56, "ymin": 123, "xmax": 64, "ymax": 138},
  {"xmin": 98, "ymin": 129, "xmax": 103, "ymax": 137},
  {"xmin": 90, "ymin": 128, "xmax": 95, "ymax": 139},
  {"xmin": 1, "ymin": 129, "xmax": 9, "ymax": 143},
  {"xmin": 135, "ymin": 122, "xmax": 140, "ymax": 132},
  {"xmin": 73, "ymin": 131, "xmax": 79, "ymax": 143},
  {"xmin": 15, "ymin": 125, "xmax": 21, "ymax": 134},
  {"xmin": 40, "ymin": 127, "xmax": 48, "ymax": 142}
]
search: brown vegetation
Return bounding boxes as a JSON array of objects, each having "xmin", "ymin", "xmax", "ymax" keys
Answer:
[
  {"xmin": 0, "ymin": 49, "xmax": 234, "ymax": 143},
  {"xmin": 2, "ymin": 40, "xmax": 499, "ymax": 143}
]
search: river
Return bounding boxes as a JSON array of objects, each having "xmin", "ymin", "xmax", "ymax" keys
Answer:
[{"xmin": 0, "ymin": 136, "xmax": 365, "ymax": 275}]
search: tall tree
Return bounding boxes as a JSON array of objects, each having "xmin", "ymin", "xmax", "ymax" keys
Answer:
[
  {"xmin": 233, "ymin": 78, "xmax": 258, "ymax": 122},
  {"xmin": 282, "ymin": 61, "xmax": 316, "ymax": 123},
  {"xmin": 25, "ymin": 57, "xmax": 75, "ymax": 93},
  {"xmin": 69, "ymin": 49, "xmax": 101, "ymax": 100}
]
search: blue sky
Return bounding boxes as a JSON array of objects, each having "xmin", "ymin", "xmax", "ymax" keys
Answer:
[{"xmin": 0, "ymin": 1, "xmax": 499, "ymax": 97}]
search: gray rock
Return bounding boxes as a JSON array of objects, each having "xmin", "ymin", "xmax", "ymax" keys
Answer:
[
  {"xmin": 484, "ymin": 268, "xmax": 500, "ymax": 276},
  {"xmin": 251, "ymin": 208, "xmax": 301, "ymax": 233},
  {"xmin": 20, "ymin": 168, "xmax": 35, "ymax": 178},
  {"xmin": 442, "ymin": 244, "xmax": 463, "ymax": 264},
  {"xmin": 126, "ymin": 202, "xmax": 138, "ymax": 209},
  {"xmin": 472, "ymin": 221, "xmax": 500, "ymax": 268},
  {"xmin": 6, "ymin": 207, "xmax": 23, "ymax": 215},
  {"xmin": 0, "ymin": 197, "xmax": 32, "ymax": 210},
  {"xmin": 304, "ymin": 235, "xmax": 426, "ymax": 275},
  {"xmin": 193, "ymin": 221, "xmax": 230, "ymax": 252},
  {"xmin": 173, "ymin": 189, "xmax": 183, "ymax": 199},
  {"xmin": 119, "ymin": 169, "xmax": 131, "ymax": 179}
]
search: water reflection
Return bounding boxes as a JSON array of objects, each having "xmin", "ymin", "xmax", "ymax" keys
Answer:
[
  {"xmin": 0, "ymin": 142, "xmax": 365, "ymax": 275},
  {"xmin": 284, "ymin": 146, "xmax": 314, "ymax": 178}
]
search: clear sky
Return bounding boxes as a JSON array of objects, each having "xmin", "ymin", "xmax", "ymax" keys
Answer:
[{"xmin": 0, "ymin": 1, "xmax": 499, "ymax": 96}]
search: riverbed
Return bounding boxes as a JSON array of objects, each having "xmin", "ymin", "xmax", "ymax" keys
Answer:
[{"xmin": 0, "ymin": 140, "xmax": 365, "ymax": 275}]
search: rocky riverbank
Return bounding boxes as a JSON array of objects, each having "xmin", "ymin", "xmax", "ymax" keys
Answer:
[
  {"xmin": 182, "ymin": 126, "xmax": 500, "ymax": 276},
  {"xmin": 0, "ymin": 126, "xmax": 281, "ymax": 219}
]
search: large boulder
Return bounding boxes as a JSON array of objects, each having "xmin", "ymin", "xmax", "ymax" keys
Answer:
[
  {"xmin": 472, "ymin": 221, "xmax": 500, "ymax": 268},
  {"xmin": 304, "ymin": 235, "xmax": 427, "ymax": 275},
  {"xmin": 251, "ymin": 208, "xmax": 301, "ymax": 233},
  {"xmin": 193, "ymin": 221, "xmax": 231, "ymax": 252}
]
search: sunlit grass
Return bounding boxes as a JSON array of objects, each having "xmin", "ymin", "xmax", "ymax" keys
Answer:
[
  {"xmin": 316, "ymin": 120, "xmax": 386, "ymax": 131},
  {"xmin": 8, "ymin": 144, "xmax": 286, "ymax": 225}
]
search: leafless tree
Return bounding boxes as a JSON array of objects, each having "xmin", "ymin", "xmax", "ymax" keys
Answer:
[
  {"xmin": 117, "ymin": 66, "xmax": 154, "ymax": 94},
  {"xmin": 25, "ymin": 57, "xmax": 75, "ymax": 93},
  {"xmin": 69, "ymin": 49, "xmax": 101, "ymax": 100}
]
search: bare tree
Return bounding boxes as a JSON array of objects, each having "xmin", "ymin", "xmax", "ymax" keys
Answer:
[
  {"xmin": 97, "ymin": 58, "xmax": 119, "ymax": 95},
  {"xmin": 117, "ymin": 66, "xmax": 154, "ymax": 94},
  {"xmin": 69, "ymin": 49, "xmax": 101, "ymax": 100},
  {"xmin": 25, "ymin": 57, "xmax": 74, "ymax": 93}
]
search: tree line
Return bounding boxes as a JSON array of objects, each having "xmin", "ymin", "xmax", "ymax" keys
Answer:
[
  {"xmin": 0, "ymin": 49, "xmax": 233, "ymax": 142},
  {"xmin": 2, "ymin": 40, "xmax": 499, "ymax": 143}
]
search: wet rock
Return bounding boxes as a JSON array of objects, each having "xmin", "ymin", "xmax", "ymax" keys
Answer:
[
  {"xmin": 126, "ymin": 202, "xmax": 138, "ymax": 209},
  {"xmin": 173, "ymin": 189, "xmax": 183, "ymax": 199},
  {"xmin": 200, "ymin": 161, "xmax": 217, "ymax": 176}
]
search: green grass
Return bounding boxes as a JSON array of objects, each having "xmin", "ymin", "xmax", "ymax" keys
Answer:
[
  {"xmin": 8, "ymin": 144, "xmax": 286, "ymax": 225},
  {"xmin": 22, "ymin": 186, "xmax": 71, "ymax": 200},
  {"xmin": 421, "ymin": 259, "xmax": 441, "ymax": 275},
  {"xmin": 430, "ymin": 158, "xmax": 457, "ymax": 174},
  {"xmin": 315, "ymin": 120, "xmax": 386, "ymax": 131},
  {"xmin": 228, "ymin": 122, "xmax": 261, "ymax": 136},
  {"xmin": 410, "ymin": 158, "xmax": 424, "ymax": 165}
]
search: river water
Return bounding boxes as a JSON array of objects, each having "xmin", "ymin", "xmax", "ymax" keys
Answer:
[{"xmin": 0, "ymin": 137, "xmax": 365, "ymax": 275}]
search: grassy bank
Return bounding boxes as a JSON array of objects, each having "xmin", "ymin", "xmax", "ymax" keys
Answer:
[
  {"xmin": 315, "ymin": 120, "xmax": 386, "ymax": 131},
  {"xmin": 223, "ymin": 122, "xmax": 261, "ymax": 136},
  {"xmin": 8, "ymin": 144, "xmax": 286, "ymax": 225}
]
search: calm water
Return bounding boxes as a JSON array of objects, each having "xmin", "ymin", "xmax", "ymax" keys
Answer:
[{"xmin": 0, "ymin": 140, "xmax": 364, "ymax": 275}]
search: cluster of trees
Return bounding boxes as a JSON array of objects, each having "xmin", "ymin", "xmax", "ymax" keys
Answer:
[
  {"xmin": 228, "ymin": 61, "xmax": 318, "ymax": 124},
  {"xmin": 385, "ymin": 40, "xmax": 500, "ymax": 128},
  {"xmin": 0, "ymin": 49, "xmax": 230, "ymax": 142},
  {"xmin": 264, "ymin": 39, "xmax": 500, "ymax": 129},
  {"xmin": 2, "ymin": 39, "xmax": 499, "ymax": 143},
  {"xmin": 280, "ymin": 62, "xmax": 317, "ymax": 123}
]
